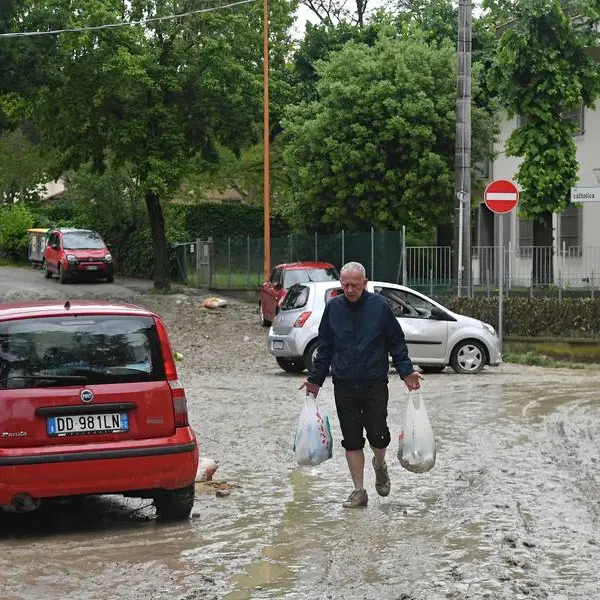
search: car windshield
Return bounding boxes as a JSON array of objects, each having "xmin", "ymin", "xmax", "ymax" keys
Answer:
[
  {"xmin": 0, "ymin": 315, "xmax": 164, "ymax": 389},
  {"xmin": 283, "ymin": 268, "xmax": 339, "ymax": 287},
  {"xmin": 62, "ymin": 231, "xmax": 105, "ymax": 250}
]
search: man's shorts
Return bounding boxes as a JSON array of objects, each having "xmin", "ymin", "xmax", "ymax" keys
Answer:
[{"xmin": 333, "ymin": 381, "xmax": 390, "ymax": 451}]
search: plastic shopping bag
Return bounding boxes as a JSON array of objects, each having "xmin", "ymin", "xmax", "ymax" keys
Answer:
[
  {"xmin": 397, "ymin": 390, "xmax": 436, "ymax": 473},
  {"xmin": 293, "ymin": 394, "xmax": 333, "ymax": 466}
]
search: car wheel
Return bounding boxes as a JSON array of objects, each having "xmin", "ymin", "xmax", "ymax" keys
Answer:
[
  {"xmin": 276, "ymin": 357, "xmax": 306, "ymax": 373},
  {"xmin": 153, "ymin": 485, "xmax": 195, "ymax": 521},
  {"xmin": 43, "ymin": 261, "xmax": 52, "ymax": 279},
  {"xmin": 419, "ymin": 366, "xmax": 445, "ymax": 374},
  {"xmin": 303, "ymin": 340, "xmax": 320, "ymax": 372},
  {"xmin": 258, "ymin": 302, "xmax": 271, "ymax": 327},
  {"xmin": 449, "ymin": 340, "xmax": 486, "ymax": 374},
  {"xmin": 58, "ymin": 265, "xmax": 69, "ymax": 284}
]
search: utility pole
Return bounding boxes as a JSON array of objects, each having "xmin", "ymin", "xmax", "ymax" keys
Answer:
[
  {"xmin": 455, "ymin": 0, "xmax": 472, "ymax": 297},
  {"xmin": 263, "ymin": 0, "xmax": 271, "ymax": 280}
]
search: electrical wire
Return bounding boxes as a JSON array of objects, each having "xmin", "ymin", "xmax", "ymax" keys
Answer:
[{"xmin": 0, "ymin": 0, "xmax": 256, "ymax": 39}]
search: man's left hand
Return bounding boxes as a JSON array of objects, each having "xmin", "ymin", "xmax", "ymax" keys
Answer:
[{"xmin": 403, "ymin": 371, "xmax": 424, "ymax": 391}]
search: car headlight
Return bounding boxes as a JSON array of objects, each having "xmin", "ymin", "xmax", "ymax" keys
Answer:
[
  {"xmin": 481, "ymin": 322, "xmax": 496, "ymax": 337},
  {"xmin": 104, "ymin": 253, "xmax": 113, "ymax": 262},
  {"xmin": 66, "ymin": 254, "xmax": 77, "ymax": 263}
]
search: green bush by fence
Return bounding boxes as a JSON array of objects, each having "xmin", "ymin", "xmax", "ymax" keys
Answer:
[{"xmin": 448, "ymin": 297, "xmax": 600, "ymax": 338}]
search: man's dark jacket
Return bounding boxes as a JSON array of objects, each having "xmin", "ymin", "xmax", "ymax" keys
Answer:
[{"xmin": 307, "ymin": 290, "xmax": 414, "ymax": 387}]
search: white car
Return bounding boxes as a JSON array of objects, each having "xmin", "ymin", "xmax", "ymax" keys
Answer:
[{"xmin": 267, "ymin": 280, "xmax": 502, "ymax": 375}]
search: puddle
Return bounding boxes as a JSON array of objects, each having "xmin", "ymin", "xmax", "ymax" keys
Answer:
[{"xmin": 3, "ymin": 367, "xmax": 600, "ymax": 599}]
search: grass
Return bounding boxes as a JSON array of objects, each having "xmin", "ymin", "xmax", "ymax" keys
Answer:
[{"xmin": 503, "ymin": 351, "xmax": 589, "ymax": 369}]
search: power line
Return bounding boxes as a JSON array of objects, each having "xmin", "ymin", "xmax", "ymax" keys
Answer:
[{"xmin": 0, "ymin": 0, "xmax": 256, "ymax": 39}]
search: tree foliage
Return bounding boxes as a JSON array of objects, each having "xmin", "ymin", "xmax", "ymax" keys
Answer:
[
  {"xmin": 281, "ymin": 32, "xmax": 496, "ymax": 236},
  {"xmin": 488, "ymin": 0, "xmax": 600, "ymax": 223},
  {"xmin": 1, "ymin": 0, "xmax": 295, "ymax": 288}
]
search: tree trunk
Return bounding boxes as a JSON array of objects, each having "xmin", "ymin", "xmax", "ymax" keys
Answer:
[
  {"xmin": 145, "ymin": 189, "xmax": 171, "ymax": 291},
  {"xmin": 532, "ymin": 210, "xmax": 553, "ymax": 286}
]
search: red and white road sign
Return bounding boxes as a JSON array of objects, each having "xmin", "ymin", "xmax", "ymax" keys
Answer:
[{"xmin": 484, "ymin": 179, "xmax": 519, "ymax": 214}]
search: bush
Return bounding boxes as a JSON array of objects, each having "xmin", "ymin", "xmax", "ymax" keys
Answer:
[
  {"xmin": 448, "ymin": 296, "xmax": 600, "ymax": 338},
  {"xmin": 0, "ymin": 204, "xmax": 35, "ymax": 260}
]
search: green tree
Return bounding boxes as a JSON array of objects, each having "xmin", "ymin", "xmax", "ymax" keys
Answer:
[
  {"xmin": 2, "ymin": 0, "xmax": 295, "ymax": 289},
  {"xmin": 281, "ymin": 33, "xmax": 496, "ymax": 237},
  {"xmin": 488, "ymin": 0, "xmax": 600, "ymax": 282},
  {"xmin": 0, "ymin": 203, "xmax": 35, "ymax": 260}
]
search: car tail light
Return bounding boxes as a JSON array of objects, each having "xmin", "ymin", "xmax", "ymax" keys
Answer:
[
  {"xmin": 155, "ymin": 317, "xmax": 190, "ymax": 428},
  {"xmin": 293, "ymin": 311, "xmax": 312, "ymax": 327}
]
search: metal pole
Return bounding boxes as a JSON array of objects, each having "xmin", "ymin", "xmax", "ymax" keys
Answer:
[
  {"xmin": 455, "ymin": 0, "xmax": 472, "ymax": 298},
  {"xmin": 262, "ymin": 0, "xmax": 271, "ymax": 280},
  {"xmin": 371, "ymin": 226, "xmax": 375, "ymax": 279},
  {"xmin": 402, "ymin": 225, "xmax": 407, "ymax": 286},
  {"xmin": 498, "ymin": 216, "xmax": 504, "ymax": 350}
]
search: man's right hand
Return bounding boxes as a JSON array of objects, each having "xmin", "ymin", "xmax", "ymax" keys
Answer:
[{"xmin": 299, "ymin": 380, "xmax": 320, "ymax": 397}]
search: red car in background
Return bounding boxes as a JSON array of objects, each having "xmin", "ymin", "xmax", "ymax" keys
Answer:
[{"xmin": 258, "ymin": 261, "xmax": 339, "ymax": 326}]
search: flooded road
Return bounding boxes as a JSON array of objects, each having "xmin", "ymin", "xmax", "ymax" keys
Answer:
[{"xmin": 1, "ymin": 279, "xmax": 600, "ymax": 599}]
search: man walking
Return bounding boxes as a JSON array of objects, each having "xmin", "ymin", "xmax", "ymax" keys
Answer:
[{"xmin": 300, "ymin": 261, "xmax": 422, "ymax": 508}]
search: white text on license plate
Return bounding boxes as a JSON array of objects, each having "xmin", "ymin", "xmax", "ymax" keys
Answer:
[{"xmin": 47, "ymin": 413, "xmax": 129, "ymax": 436}]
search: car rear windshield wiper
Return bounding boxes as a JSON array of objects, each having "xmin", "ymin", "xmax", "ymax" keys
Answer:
[{"xmin": 0, "ymin": 375, "xmax": 89, "ymax": 387}]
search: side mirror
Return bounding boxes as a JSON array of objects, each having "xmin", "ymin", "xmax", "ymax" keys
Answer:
[{"xmin": 430, "ymin": 306, "xmax": 448, "ymax": 320}]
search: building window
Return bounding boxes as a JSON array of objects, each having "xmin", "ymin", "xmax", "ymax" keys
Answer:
[
  {"xmin": 517, "ymin": 105, "xmax": 584, "ymax": 136},
  {"xmin": 561, "ymin": 104, "xmax": 584, "ymax": 136},
  {"xmin": 518, "ymin": 217, "xmax": 534, "ymax": 256},
  {"xmin": 559, "ymin": 204, "xmax": 582, "ymax": 252}
]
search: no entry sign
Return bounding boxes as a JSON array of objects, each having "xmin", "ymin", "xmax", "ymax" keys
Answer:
[{"xmin": 484, "ymin": 179, "xmax": 519, "ymax": 214}]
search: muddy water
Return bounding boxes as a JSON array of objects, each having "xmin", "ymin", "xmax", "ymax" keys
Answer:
[{"xmin": 3, "ymin": 363, "xmax": 600, "ymax": 600}]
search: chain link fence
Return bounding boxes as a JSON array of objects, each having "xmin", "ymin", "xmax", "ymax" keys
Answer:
[{"xmin": 172, "ymin": 234, "xmax": 600, "ymax": 301}]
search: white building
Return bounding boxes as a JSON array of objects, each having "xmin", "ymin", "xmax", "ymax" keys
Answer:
[{"xmin": 477, "ymin": 105, "xmax": 600, "ymax": 288}]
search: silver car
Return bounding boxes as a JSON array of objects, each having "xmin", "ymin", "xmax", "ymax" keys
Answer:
[{"xmin": 267, "ymin": 280, "xmax": 502, "ymax": 375}]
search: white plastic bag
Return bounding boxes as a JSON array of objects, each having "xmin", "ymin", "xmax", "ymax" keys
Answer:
[
  {"xmin": 293, "ymin": 394, "xmax": 333, "ymax": 466},
  {"xmin": 397, "ymin": 390, "xmax": 436, "ymax": 473}
]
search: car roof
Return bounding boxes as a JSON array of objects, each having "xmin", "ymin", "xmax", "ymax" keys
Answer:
[
  {"xmin": 0, "ymin": 301, "xmax": 154, "ymax": 322},
  {"xmin": 275, "ymin": 261, "xmax": 336, "ymax": 270},
  {"xmin": 52, "ymin": 228, "xmax": 98, "ymax": 234}
]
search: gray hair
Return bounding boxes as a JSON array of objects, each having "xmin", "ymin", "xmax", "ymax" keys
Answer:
[{"xmin": 340, "ymin": 261, "xmax": 366, "ymax": 278}]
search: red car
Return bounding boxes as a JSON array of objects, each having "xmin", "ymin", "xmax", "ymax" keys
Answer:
[
  {"xmin": 258, "ymin": 261, "xmax": 339, "ymax": 326},
  {"xmin": 43, "ymin": 227, "xmax": 114, "ymax": 283},
  {"xmin": 0, "ymin": 301, "xmax": 199, "ymax": 520}
]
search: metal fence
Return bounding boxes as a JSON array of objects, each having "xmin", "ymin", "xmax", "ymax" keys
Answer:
[{"xmin": 172, "ymin": 233, "xmax": 600, "ymax": 299}]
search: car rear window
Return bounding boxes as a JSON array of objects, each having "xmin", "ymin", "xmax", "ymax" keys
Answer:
[
  {"xmin": 0, "ymin": 315, "xmax": 165, "ymax": 389},
  {"xmin": 281, "ymin": 285, "xmax": 309, "ymax": 310},
  {"xmin": 283, "ymin": 268, "xmax": 339, "ymax": 287}
]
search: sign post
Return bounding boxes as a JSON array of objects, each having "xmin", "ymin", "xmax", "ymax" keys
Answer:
[{"xmin": 484, "ymin": 179, "xmax": 519, "ymax": 350}]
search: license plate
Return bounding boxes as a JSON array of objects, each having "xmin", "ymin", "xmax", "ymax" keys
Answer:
[
  {"xmin": 86, "ymin": 265, "xmax": 98, "ymax": 270},
  {"xmin": 47, "ymin": 413, "xmax": 129, "ymax": 436},
  {"xmin": 272, "ymin": 340, "xmax": 284, "ymax": 350}
]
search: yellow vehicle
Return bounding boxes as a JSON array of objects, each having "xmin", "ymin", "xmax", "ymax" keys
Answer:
[{"xmin": 27, "ymin": 228, "xmax": 50, "ymax": 267}]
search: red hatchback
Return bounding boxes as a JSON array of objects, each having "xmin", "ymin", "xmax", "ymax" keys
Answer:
[
  {"xmin": 43, "ymin": 228, "xmax": 114, "ymax": 283},
  {"xmin": 258, "ymin": 261, "xmax": 339, "ymax": 326},
  {"xmin": 0, "ymin": 301, "xmax": 199, "ymax": 520}
]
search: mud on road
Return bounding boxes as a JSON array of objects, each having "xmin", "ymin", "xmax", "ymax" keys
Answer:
[{"xmin": 1, "ymin": 266, "xmax": 600, "ymax": 600}]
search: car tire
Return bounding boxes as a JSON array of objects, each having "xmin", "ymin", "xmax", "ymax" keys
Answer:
[
  {"xmin": 258, "ymin": 302, "xmax": 271, "ymax": 327},
  {"xmin": 303, "ymin": 340, "xmax": 320, "ymax": 372},
  {"xmin": 43, "ymin": 261, "xmax": 52, "ymax": 279},
  {"xmin": 58, "ymin": 265, "xmax": 69, "ymax": 284},
  {"xmin": 153, "ymin": 485, "xmax": 195, "ymax": 521},
  {"xmin": 449, "ymin": 339, "xmax": 487, "ymax": 374},
  {"xmin": 419, "ymin": 366, "xmax": 445, "ymax": 374},
  {"xmin": 276, "ymin": 357, "xmax": 306, "ymax": 373}
]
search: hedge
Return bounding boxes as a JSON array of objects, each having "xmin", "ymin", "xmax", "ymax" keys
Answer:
[{"xmin": 448, "ymin": 297, "xmax": 600, "ymax": 338}]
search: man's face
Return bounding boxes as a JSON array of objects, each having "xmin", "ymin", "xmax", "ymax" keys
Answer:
[{"xmin": 340, "ymin": 270, "xmax": 367, "ymax": 302}]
